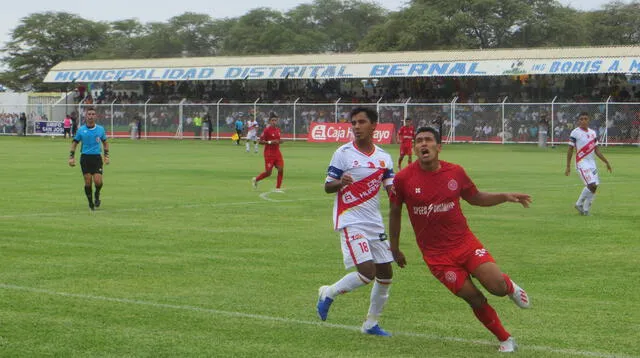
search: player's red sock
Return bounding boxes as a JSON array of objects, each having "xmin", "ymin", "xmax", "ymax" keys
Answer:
[
  {"xmin": 276, "ymin": 171, "xmax": 283, "ymax": 188},
  {"xmin": 472, "ymin": 301, "xmax": 511, "ymax": 342},
  {"xmin": 256, "ymin": 172, "xmax": 269, "ymax": 182},
  {"xmin": 502, "ymin": 273, "xmax": 514, "ymax": 295}
]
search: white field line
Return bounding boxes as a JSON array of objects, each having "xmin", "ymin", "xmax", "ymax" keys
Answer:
[{"xmin": 0, "ymin": 283, "xmax": 637, "ymax": 358}]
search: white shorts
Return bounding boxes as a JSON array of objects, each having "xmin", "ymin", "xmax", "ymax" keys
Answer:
[
  {"xmin": 247, "ymin": 132, "xmax": 257, "ymax": 141},
  {"xmin": 339, "ymin": 226, "xmax": 393, "ymax": 269},
  {"xmin": 576, "ymin": 164, "xmax": 600, "ymax": 186}
]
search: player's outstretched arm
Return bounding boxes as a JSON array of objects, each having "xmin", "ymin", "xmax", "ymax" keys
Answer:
[
  {"xmin": 465, "ymin": 192, "xmax": 531, "ymax": 208},
  {"xmin": 389, "ymin": 201, "xmax": 406, "ymax": 268},
  {"xmin": 594, "ymin": 147, "xmax": 612, "ymax": 173}
]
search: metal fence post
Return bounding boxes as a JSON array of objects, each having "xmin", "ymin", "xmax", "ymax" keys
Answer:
[
  {"xmin": 216, "ymin": 98, "xmax": 223, "ymax": 140},
  {"xmin": 293, "ymin": 97, "xmax": 300, "ymax": 141},
  {"xmin": 550, "ymin": 96, "xmax": 557, "ymax": 146},
  {"xmin": 449, "ymin": 96, "xmax": 458, "ymax": 143},
  {"xmin": 144, "ymin": 98, "xmax": 151, "ymax": 139},
  {"xmin": 335, "ymin": 98, "xmax": 341, "ymax": 123},
  {"xmin": 404, "ymin": 97, "xmax": 411, "ymax": 121},
  {"xmin": 178, "ymin": 98, "xmax": 186, "ymax": 139},
  {"xmin": 110, "ymin": 99, "xmax": 117, "ymax": 138},
  {"xmin": 604, "ymin": 96, "xmax": 612, "ymax": 147},
  {"xmin": 501, "ymin": 96, "xmax": 508, "ymax": 144}
]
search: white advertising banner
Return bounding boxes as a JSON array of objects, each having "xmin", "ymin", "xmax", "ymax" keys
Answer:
[{"xmin": 44, "ymin": 57, "xmax": 640, "ymax": 83}]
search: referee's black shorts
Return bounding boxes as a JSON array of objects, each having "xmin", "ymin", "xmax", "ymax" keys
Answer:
[{"xmin": 80, "ymin": 154, "xmax": 103, "ymax": 175}]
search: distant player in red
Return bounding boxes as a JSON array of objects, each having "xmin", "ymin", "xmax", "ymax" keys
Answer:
[
  {"xmin": 397, "ymin": 117, "xmax": 414, "ymax": 170},
  {"xmin": 252, "ymin": 113, "xmax": 284, "ymax": 192},
  {"xmin": 389, "ymin": 126, "xmax": 532, "ymax": 353}
]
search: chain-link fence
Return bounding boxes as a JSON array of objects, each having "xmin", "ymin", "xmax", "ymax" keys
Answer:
[{"xmin": 2, "ymin": 99, "xmax": 638, "ymax": 145}]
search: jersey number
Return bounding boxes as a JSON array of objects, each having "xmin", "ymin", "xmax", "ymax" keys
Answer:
[{"xmin": 358, "ymin": 242, "xmax": 370, "ymax": 253}]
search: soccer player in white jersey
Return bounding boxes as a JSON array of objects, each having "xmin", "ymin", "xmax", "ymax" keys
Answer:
[
  {"xmin": 565, "ymin": 112, "xmax": 612, "ymax": 216},
  {"xmin": 316, "ymin": 107, "xmax": 395, "ymax": 336},
  {"xmin": 245, "ymin": 118, "xmax": 259, "ymax": 153}
]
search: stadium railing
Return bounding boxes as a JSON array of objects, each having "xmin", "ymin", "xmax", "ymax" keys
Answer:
[{"xmin": 1, "ymin": 97, "xmax": 638, "ymax": 146}]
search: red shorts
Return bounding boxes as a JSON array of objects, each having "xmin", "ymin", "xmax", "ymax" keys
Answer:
[
  {"xmin": 423, "ymin": 236, "xmax": 495, "ymax": 294},
  {"xmin": 264, "ymin": 154, "xmax": 284, "ymax": 171},
  {"xmin": 400, "ymin": 143, "xmax": 413, "ymax": 156}
]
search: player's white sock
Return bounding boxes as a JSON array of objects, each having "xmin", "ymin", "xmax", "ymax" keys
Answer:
[
  {"xmin": 364, "ymin": 278, "xmax": 392, "ymax": 329},
  {"xmin": 326, "ymin": 272, "xmax": 371, "ymax": 298},
  {"xmin": 254, "ymin": 143, "xmax": 259, "ymax": 152},
  {"xmin": 576, "ymin": 187, "xmax": 590, "ymax": 206},
  {"xmin": 245, "ymin": 142, "xmax": 250, "ymax": 151},
  {"xmin": 583, "ymin": 192, "xmax": 596, "ymax": 212}
]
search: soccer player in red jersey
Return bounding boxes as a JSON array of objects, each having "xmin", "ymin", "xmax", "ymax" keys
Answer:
[
  {"xmin": 252, "ymin": 113, "xmax": 284, "ymax": 192},
  {"xmin": 396, "ymin": 117, "xmax": 414, "ymax": 170},
  {"xmin": 389, "ymin": 126, "xmax": 532, "ymax": 353}
]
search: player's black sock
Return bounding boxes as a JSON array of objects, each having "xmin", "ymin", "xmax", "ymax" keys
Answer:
[
  {"xmin": 94, "ymin": 184, "xmax": 102, "ymax": 202},
  {"xmin": 84, "ymin": 185, "xmax": 93, "ymax": 205}
]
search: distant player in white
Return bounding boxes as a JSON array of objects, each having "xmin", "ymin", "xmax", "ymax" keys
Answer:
[
  {"xmin": 316, "ymin": 107, "xmax": 395, "ymax": 337},
  {"xmin": 245, "ymin": 118, "xmax": 259, "ymax": 153},
  {"xmin": 565, "ymin": 112, "xmax": 612, "ymax": 216}
]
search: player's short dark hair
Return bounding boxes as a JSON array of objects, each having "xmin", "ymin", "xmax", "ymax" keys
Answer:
[
  {"xmin": 85, "ymin": 106, "xmax": 96, "ymax": 113},
  {"xmin": 269, "ymin": 112, "xmax": 278, "ymax": 119},
  {"xmin": 414, "ymin": 126, "xmax": 442, "ymax": 144},
  {"xmin": 578, "ymin": 112, "xmax": 590, "ymax": 118},
  {"xmin": 350, "ymin": 107, "xmax": 378, "ymax": 123},
  {"xmin": 405, "ymin": 117, "xmax": 412, "ymax": 121}
]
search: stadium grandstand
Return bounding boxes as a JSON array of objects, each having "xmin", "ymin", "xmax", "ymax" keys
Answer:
[{"xmin": 3, "ymin": 46, "xmax": 640, "ymax": 145}]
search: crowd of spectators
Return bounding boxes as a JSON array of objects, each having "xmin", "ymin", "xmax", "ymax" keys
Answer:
[{"xmin": 3, "ymin": 73, "xmax": 639, "ymax": 142}]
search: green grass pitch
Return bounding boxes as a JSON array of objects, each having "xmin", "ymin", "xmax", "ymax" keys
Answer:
[{"xmin": 0, "ymin": 137, "xmax": 638, "ymax": 357}]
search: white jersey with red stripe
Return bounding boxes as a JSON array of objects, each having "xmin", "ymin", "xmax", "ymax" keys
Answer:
[
  {"xmin": 326, "ymin": 142, "xmax": 395, "ymax": 231},
  {"xmin": 246, "ymin": 120, "xmax": 258, "ymax": 139},
  {"xmin": 569, "ymin": 127, "xmax": 598, "ymax": 168}
]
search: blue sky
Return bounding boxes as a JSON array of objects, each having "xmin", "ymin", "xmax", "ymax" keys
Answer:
[{"xmin": 0, "ymin": 0, "xmax": 622, "ymax": 49}]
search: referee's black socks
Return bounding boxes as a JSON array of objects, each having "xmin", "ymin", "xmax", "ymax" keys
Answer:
[
  {"xmin": 94, "ymin": 183, "xmax": 102, "ymax": 201},
  {"xmin": 84, "ymin": 185, "xmax": 93, "ymax": 204}
]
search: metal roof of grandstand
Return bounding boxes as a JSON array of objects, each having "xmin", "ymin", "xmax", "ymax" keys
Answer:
[{"xmin": 51, "ymin": 46, "xmax": 640, "ymax": 70}]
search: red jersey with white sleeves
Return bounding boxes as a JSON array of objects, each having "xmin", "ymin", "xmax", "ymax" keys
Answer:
[
  {"xmin": 398, "ymin": 125, "xmax": 414, "ymax": 145},
  {"xmin": 390, "ymin": 161, "xmax": 479, "ymax": 253},
  {"xmin": 569, "ymin": 127, "xmax": 597, "ymax": 167},
  {"xmin": 326, "ymin": 142, "xmax": 395, "ymax": 231},
  {"xmin": 260, "ymin": 125, "xmax": 282, "ymax": 158}
]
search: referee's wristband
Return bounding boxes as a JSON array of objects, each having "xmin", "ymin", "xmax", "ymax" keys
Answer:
[{"xmin": 69, "ymin": 151, "xmax": 75, "ymax": 158}]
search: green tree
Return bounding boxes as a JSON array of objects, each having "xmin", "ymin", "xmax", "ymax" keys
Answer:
[
  {"xmin": 358, "ymin": 4, "xmax": 443, "ymax": 51},
  {"xmin": 0, "ymin": 12, "xmax": 109, "ymax": 91},
  {"xmin": 307, "ymin": 0, "xmax": 387, "ymax": 52},
  {"xmin": 586, "ymin": 1, "xmax": 640, "ymax": 46},
  {"xmin": 167, "ymin": 13, "xmax": 224, "ymax": 57},
  {"xmin": 222, "ymin": 8, "xmax": 298, "ymax": 55},
  {"xmin": 83, "ymin": 19, "xmax": 147, "ymax": 60}
]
